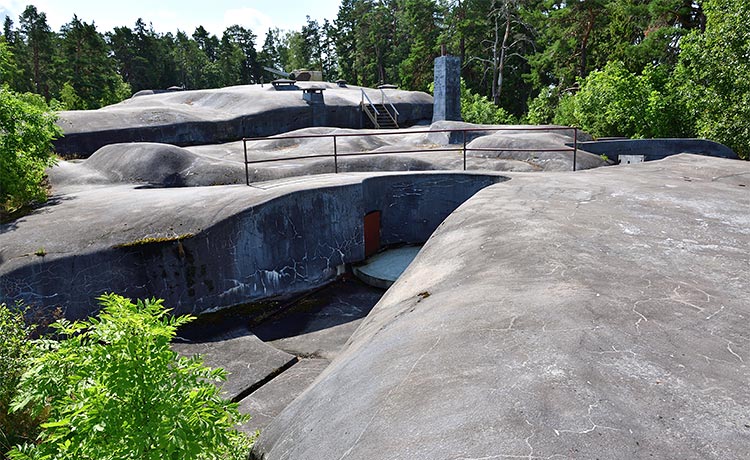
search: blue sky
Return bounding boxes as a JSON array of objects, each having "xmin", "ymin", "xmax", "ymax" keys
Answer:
[{"xmin": 0, "ymin": 0, "xmax": 342, "ymax": 42}]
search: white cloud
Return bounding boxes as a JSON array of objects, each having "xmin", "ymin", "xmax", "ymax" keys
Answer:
[
  {"xmin": 0, "ymin": 0, "xmax": 22, "ymax": 17},
  {"xmin": 0, "ymin": 0, "xmax": 93, "ymax": 32},
  {"xmin": 223, "ymin": 7, "xmax": 275, "ymax": 36}
]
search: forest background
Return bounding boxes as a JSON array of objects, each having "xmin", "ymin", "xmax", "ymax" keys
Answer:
[{"xmin": 0, "ymin": 0, "xmax": 748, "ymax": 158}]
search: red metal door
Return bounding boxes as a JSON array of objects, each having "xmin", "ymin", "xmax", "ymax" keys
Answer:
[{"xmin": 364, "ymin": 211, "xmax": 381, "ymax": 258}]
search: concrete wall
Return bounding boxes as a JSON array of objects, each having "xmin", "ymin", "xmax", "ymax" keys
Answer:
[
  {"xmin": 432, "ymin": 56, "xmax": 462, "ymax": 123},
  {"xmin": 577, "ymin": 138, "xmax": 738, "ymax": 162},
  {"xmin": 1, "ymin": 173, "xmax": 502, "ymax": 320},
  {"xmin": 54, "ymin": 102, "xmax": 434, "ymax": 158}
]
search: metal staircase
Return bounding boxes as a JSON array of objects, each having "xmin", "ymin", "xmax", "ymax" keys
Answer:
[{"xmin": 361, "ymin": 89, "xmax": 400, "ymax": 129}]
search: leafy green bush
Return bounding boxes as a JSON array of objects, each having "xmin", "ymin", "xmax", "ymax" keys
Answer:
[
  {"xmin": 570, "ymin": 61, "xmax": 643, "ymax": 138},
  {"xmin": 0, "ymin": 41, "xmax": 16, "ymax": 86},
  {"xmin": 460, "ymin": 81, "xmax": 515, "ymax": 125},
  {"xmin": 552, "ymin": 91, "xmax": 577, "ymax": 128},
  {"xmin": 58, "ymin": 83, "xmax": 84, "ymax": 112},
  {"xmin": 8, "ymin": 294, "xmax": 253, "ymax": 460},
  {"xmin": 674, "ymin": 0, "xmax": 750, "ymax": 159},
  {"xmin": 525, "ymin": 87, "xmax": 557, "ymax": 125},
  {"xmin": 0, "ymin": 87, "xmax": 61, "ymax": 216},
  {"xmin": 0, "ymin": 303, "xmax": 40, "ymax": 459},
  {"xmin": 548, "ymin": 61, "xmax": 690, "ymax": 139}
]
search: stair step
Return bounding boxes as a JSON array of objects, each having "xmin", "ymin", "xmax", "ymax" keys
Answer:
[{"xmin": 362, "ymin": 102, "xmax": 399, "ymax": 128}]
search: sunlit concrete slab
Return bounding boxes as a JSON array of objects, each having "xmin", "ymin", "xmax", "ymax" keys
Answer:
[
  {"xmin": 252, "ymin": 154, "xmax": 750, "ymax": 460},
  {"xmin": 353, "ymin": 245, "xmax": 422, "ymax": 289}
]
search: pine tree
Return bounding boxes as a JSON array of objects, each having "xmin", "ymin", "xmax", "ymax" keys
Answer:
[
  {"xmin": 60, "ymin": 15, "xmax": 130, "ymax": 109},
  {"xmin": 18, "ymin": 5, "xmax": 58, "ymax": 99}
]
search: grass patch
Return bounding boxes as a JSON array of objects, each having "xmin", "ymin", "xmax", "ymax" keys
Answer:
[{"xmin": 113, "ymin": 233, "xmax": 195, "ymax": 248}]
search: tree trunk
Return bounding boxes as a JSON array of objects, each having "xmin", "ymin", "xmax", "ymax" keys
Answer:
[
  {"xmin": 579, "ymin": 10, "xmax": 596, "ymax": 79},
  {"xmin": 496, "ymin": 3, "xmax": 512, "ymax": 105},
  {"xmin": 458, "ymin": 0, "xmax": 466, "ymax": 63},
  {"xmin": 491, "ymin": 7, "xmax": 499, "ymax": 105}
]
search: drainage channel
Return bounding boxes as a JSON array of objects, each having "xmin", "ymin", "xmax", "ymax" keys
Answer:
[
  {"xmin": 174, "ymin": 276, "xmax": 383, "ymax": 434},
  {"xmin": 173, "ymin": 245, "xmax": 421, "ymax": 433}
]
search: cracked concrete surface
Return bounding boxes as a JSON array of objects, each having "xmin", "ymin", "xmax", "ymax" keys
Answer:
[
  {"xmin": 53, "ymin": 83, "xmax": 434, "ymax": 155},
  {"xmin": 0, "ymin": 171, "xmax": 501, "ymax": 319},
  {"xmin": 48, "ymin": 122, "xmax": 605, "ymax": 192},
  {"xmin": 173, "ymin": 278, "xmax": 385, "ymax": 434},
  {"xmin": 251, "ymin": 154, "xmax": 750, "ymax": 460},
  {"xmin": 1, "ymin": 140, "xmax": 747, "ymax": 458}
]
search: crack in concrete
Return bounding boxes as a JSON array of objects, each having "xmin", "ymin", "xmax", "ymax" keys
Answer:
[
  {"xmin": 554, "ymin": 404, "xmax": 620, "ymax": 436},
  {"xmin": 338, "ymin": 335, "xmax": 443, "ymax": 460}
]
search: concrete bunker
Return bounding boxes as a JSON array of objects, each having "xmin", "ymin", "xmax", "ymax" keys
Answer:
[{"xmin": 1, "ymin": 172, "xmax": 506, "ymax": 321}]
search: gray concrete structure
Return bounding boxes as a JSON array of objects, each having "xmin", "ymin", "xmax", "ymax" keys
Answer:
[
  {"xmin": 0, "ymin": 173, "xmax": 503, "ymax": 320},
  {"xmin": 238, "ymin": 359, "xmax": 330, "ymax": 434},
  {"xmin": 53, "ymin": 83, "xmax": 434, "ymax": 157},
  {"xmin": 251, "ymin": 154, "xmax": 750, "ymax": 460},
  {"xmin": 172, "ymin": 334, "xmax": 296, "ymax": 402},
  {"xmin": 2, "ymin": 150, "xmax": 749, "ymax": 458},
  {"xmin": 174, "ymin": 278, "xmax": 385, "ymax": 435},
  {"xmin": 432, "ymin": 55, "xmax": 462, "ymax": 123},
  {"xmin": 578, "ymin": 138, "xmax": 738, "ymax": 162},
  {"xmin": 50, "ymin": 123, "xmax": 603, "ymax": 192},
  {"xmin": 302, "ymin": 87, "xmax": 327, "ymax": 127},
  {"xmin": 353, "ymin": 245, "xmax": 421, "ymax": 289}
]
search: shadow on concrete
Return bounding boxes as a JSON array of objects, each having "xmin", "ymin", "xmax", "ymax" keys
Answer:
[
  {"xmin": 176, "ymin": 278, "xmax": 384, "ymax": 346},
  {"xmin": 0, "ymin": 195, "xmax": 74, "ymax": 235},
  {"xmin": 250, "ymin": 278, "xmax": 384, "ymax": 343}
]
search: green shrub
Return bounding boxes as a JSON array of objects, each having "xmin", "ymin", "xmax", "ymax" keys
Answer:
[
  {"xmin": 568, "ymin": 61, "xmax": 645, "ymax": 138},
  {"xmin": 9, "ymin": 294, "xmax": 253, "ymax": 460},
  {"xmin": 525, "ymin": 87, "xmax": 557, "ymax": 125},
  {"xmin": 674, "ymin": 0, "xmax": 750, "ymax": 159},
  {"xmin": 552, "ymin": 91, "xmax": 577, "ymax": 128},
  {"xmin": 0, "ymin": 87, "xmax": 61, "ymax": 217},
  {"xmin": 460, "ymin": 81, "xmax": 515, "ymax": 125},
  {"xmin": 0, "ymin": 303, "xmax": 40, "ymax": 459},
  {"xmin": 549, "ymin": 61, "xmax": 690, "ymax": 139}
]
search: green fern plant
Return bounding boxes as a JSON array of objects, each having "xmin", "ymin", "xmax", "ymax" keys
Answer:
[{"xmin": 8, "ymin": 294, "xmax": 253, "ymax": 460}]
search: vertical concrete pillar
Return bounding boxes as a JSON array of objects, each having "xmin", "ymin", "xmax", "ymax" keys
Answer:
[
  {"xmin": 432, "ymin": 55, "xmax": 462, "ymax": 123},
  {"xmin": 303, "ymin": 88, "xmax": 327, "ymax": 127}
]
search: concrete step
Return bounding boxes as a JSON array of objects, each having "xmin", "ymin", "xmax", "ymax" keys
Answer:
[{"xmin": 353, "ymin": 245, "xmax": 422, "ymax": 289}]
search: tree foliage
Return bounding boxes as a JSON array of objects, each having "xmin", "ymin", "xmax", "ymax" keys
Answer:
[
  {"xmin": 0, "ymin": 39, "xmax": 17, "ymax": 85},
  {"xmin": 332, "ymin": 0, "xmax": 441, "ymax": 89},
  {"xmin": 674, "ymin": 0, "xmax": 750, "ymax": 158},
  {"xmin": 0, "ymin": 303, "xmax": 39, "ymax": 458},
  {"xmin": 8, "ymin": 294, "xmax": 253, "ymax": 460},
  {"xmin": 0, "ymin": 87, "xmax": 60, "ymax": 215},
  {"xmin": 554, "ymin": 61, "xmax": 688, "ymax": 139},
  {"xmin": 16, "ymin": 6, "xmax": 57, "ymax": 100},
  {"xmin": 459, "ymin": 80, "xmax": 515, "ymax": 124},
  {"xmin": 2, "ymin": 13, "xmax": 264, "ymax": 105},
  {"xmin": 1, "ymin": 0, "xmax": 749, "ymax": 157},
  {"xmin": 59, "ymin": 16, "xmax": 130, "ymax": 110}
]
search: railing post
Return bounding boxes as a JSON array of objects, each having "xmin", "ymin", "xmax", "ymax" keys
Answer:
[
  {"xmin": 333, "ymin": 135, "xmax": 339, "ymax": 173},
  {"xmin": 243, "ymin": 138, "xmax": 250, "ymax": 185},
  {"xmin": 462, "ymin": 130, "xmax": 467, "ymax": 171},
  {"xmin": 573, "ymin": 127, "xmax": 578, "ymax": 172}
]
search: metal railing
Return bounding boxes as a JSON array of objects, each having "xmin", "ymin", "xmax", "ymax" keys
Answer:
[
  {"xmin": 360, "ymin": 89, "xmax": 379, "ymax": 115},
  {"xmin": 379, "ymin": 88, "xmax": 400, "ymax": 116},
  {"xmin": 360, "ymin": 88, "xmax": 399, "ymax": 128},
  {"xmin": 379, "ymin": 88, "xmax": 400, "ymax": 127},
  {"xmin": 242, "ymin": 126, "xmax": 579, "ymax": 186},
  {"xmin": 360, "ymin": 89, "xmax": 380, "ymax": 128}
]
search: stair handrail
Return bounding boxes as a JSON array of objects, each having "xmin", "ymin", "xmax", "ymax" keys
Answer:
[
  {"xmin": 379, "ymin": 88, "xmax": 400, "ymax": 128},
  {"xmin": 360, "ymin": 89, "xmax": 381, "ymax": 128},
  {"xmin": 379, "ymin": 88, "xmax": 400, "ymax": 117},
  {"xmin": 360, "ymin": 89, "xmax": 380, "ymax": 115}
]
